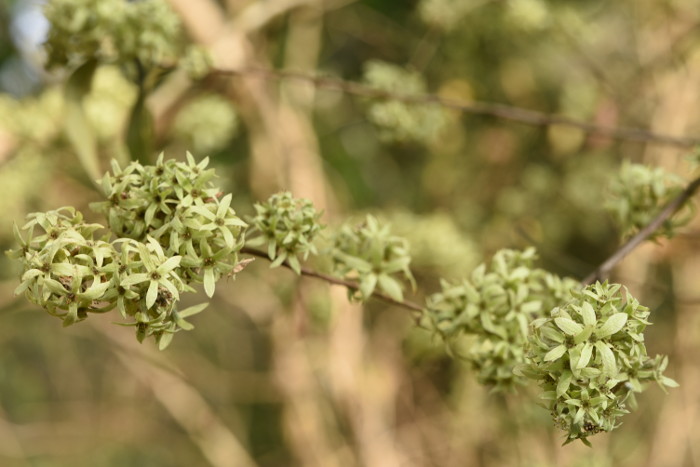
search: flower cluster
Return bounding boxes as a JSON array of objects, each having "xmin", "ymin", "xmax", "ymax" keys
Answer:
[
  {"xmin": 7, "ymin": 207, "xmax": 205, "ymax": 349},
  {"xmin": 9, "ymin": 208, "xmax": 112, "ymax": 326},
  {"xmin": 518, "ymin": 281, "xmax": 678, "ymax": 445},
  {"xmin": 362, "ymin": 60, "xmax": 447, "ymax": 144},
  {"xmin": 90, "ymin": 153, "xmax": 247, "ymax": 297},
  {"xmin": 44, "ymin": 0, "xmax": 187, "ymax": 70},
  {"xmin": 424, "ymin": 248, "xmax": 580, "ymax": 390},
  {"xmin": 9, "ymin": 153, "xmax": 249, "ymax": 349},
  {"xmin": 173, "ymin": 94, "xmax": 239, "ymax": 155},
  {"xmin": 417, "ymin": 0, "xmax": 474, "ymax": 32},
  {"xmin": 246, "ymin": 192, "xmax": 323, "ymax": 274},
  {"xmin": 605, "ymin": 161, "xmax": 691, "ymax": 238},
  {"xmin": 332, "ymin": 215, "xmax": 415, "ymax": 302}
]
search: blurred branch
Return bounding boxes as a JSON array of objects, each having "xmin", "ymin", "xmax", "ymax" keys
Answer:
[
  {"xmin": 583, "ymin": 175, "xmax": 700, "ymax": 285},
  {"xmin": 232, "ymin": 0, "xmax": 319, "ymax": 33},
  {"xmin": 213, "ymin": 66, "xmax": 700, "ymax": 148},
  {"xmin": 240, "ymin": 247, "xmax": 424, "ymax": 313},
  {"xmin": 91, "ymin": 320, "xmax": 258, "ymax": 467}
]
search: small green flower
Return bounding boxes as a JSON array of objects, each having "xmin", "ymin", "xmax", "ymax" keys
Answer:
[
  {"xmin": 180, "ymin": 237, "xmax": 238, "ymax": 297},
  {"xmin": 188, "ymin": 194, "xmax": 247, "ymax": 250},
  {"xmin": 119, "ymin": 237, "xmax": 183, "ymax": 309}
]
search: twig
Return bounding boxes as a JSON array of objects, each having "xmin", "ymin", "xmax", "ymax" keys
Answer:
[
  {"xmin": 213, "ymin": 66, "xmax": 700, "ymax": 148},
  {"xmin": 583, "ymin": 176, "xmax": 700, "ymax": 285},
  {"xmin": 240, "ymin": 247, "xmax": 424, "ymax": 313}
]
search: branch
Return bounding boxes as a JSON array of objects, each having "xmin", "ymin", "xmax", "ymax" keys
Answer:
[
  {"xmin": 240, "ymin": 247, "xmax": 424, "ymax": 313},
  {"xmin": 583, "ymin": 176, "xmax": 700, "ymax": 285},
  {"xmin": 213, "ymin": 66, "xmax": 700, "ymax": 148}
]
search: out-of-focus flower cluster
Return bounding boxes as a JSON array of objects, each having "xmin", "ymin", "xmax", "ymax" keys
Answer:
[
  {"xmin": 362, "ymin": 60, "xmax": 448, "ymax": 144},
  {"xmin": 387, "ymin": 211, "xmax": 479, "ymax": 280},
  {"xmin": 424, "ymin": 248, "xmax": 580, "ymax": 390},
  {"xmin": 172, "ymin": 94, "xmax": 239, "ymax": 155},
  {"xmin": 331, "ymin": 215, "xmax": 415, "ymax": 302},
  {"xmin": 43, "ymin": 0, "xmax": 193, "ymax": 70},
  {"xmin": 247, "ymin": 192, "xmax": 323, "ymax": 275},
  {"xmin": 517, "ymin": 281, "xmax": 678, "ymax": 445},
  {"xmin": 605, "ymin": 161, "xmax": 691, "ymax": 238},
  {"xmin": 417, "ymin": 0, "xmax": 475, "ymax": 32}
]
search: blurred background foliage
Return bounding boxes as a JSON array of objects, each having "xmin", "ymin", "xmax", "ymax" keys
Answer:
[{"xmin": 0, "ymin": 0, "xmax": 699, "ymax": 465}]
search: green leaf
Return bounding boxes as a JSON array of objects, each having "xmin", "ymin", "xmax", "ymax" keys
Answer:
[
  {"xmin": 81, "ymin": 280, "xmax": 111, "ymax": 300},
  {"xmin": 288, "ymin": 255, "xmax": 301, "ymax": 275},
  {"xmin": 203, "ymin": 268, "xmax": 216, "ymax": 297},
  {"xmin": 175, "ymin": 318, "xmax": 194, "ymax": 331},
  {"xmin": 63, "ymin": 303, "xmax": 80, "ymax": 327},
  {"xmin": 580, "ymin": 302, "xmax": 597, "ymax": 327},
  {"xmin": 544, "ymin": 344, "xmax": 567, "ymax": 362},
  {"xmin": 144, "ymin": 203, "xmax": 158, "ymax": 227},
  {"xmin": 335, "ymin": 252, "xmax": 372, "ymax": 272},
  {"xmin": 217, "ymin": 193, "xmax": 232, "ymax": 217},
  {"xmin": 557, "ymin": 370, "xmax": 573, "ymax": 397},
  {"xmin": 21, "ymin": 269, "xmax": 44, "ymax": 281},
  {"xmin": 157, "ymin": 332, "xmax": 174, "ymax": 350},
  {"xmin": 121, "ymin": 274, "xmax": 149, "ymax": 287},
  {"xmin": 595, "ymin": 341, "xmax": 617, "ymax": 377},
  {"xmin": 158, "ymin": 256, "xmax": 182, "ymax": 274},
  {"xmin": 14, "ymin": 280, "xmax": 32, "ymax": 296},
  {"xmin": 596, "ymin": 313, "xmax": 628, "ymax": 338},
  {"xmin": 555, "ymin": 317, "xmax": 584, "ymax": 336},
  {"xmin": 221, "ymin": 227, "xmax": 235, "ymax": 249},
  {"xmin": 64, "ymin": 59, "xmax": 101, "ymax": 183},
  {"xmin": 270, "ymin": 250, "xmax": 287, "ymax": 269},
  {"xmin": 576, "ymin": 342, "xmax": 593, "ymax": 369},
  {"xmin": 541, "ymin": 325, "xmax": 565, "ymax": 344},
  {"xmin": 146, "ymin": 280, "xmax": 159, "ymax": 309},
  {"xmin": 358, "ymin": 274, "xmax": 377, "ymax": 299},
  {"xmin": 137, "ymin": 243, "xmax": 155, "ymax": 270},
  {"xmin": 661, "ymin": 376, "xmax": 679, "ymax": 388},
  {"xmin": 44, "ymin": 278, "xmax": 69, "ymax": 295},
  {"xmin": 49, "ymin": 262, "xmax": 77, "ymax": 276},
  {"xmin": 377, "ymin": 274, "xmax": 403, "ymax": 301},
  {"xmin": 178, "ymin": 302, "xmax": 209, "ymax": 318},
  {"xmin": 573, "ymin": 407, "xmax": 585, "ymax": 426}
]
